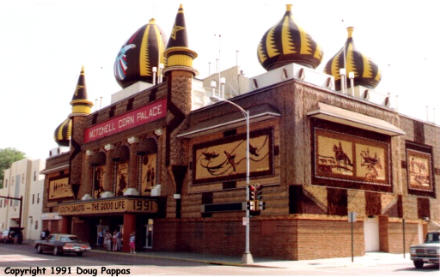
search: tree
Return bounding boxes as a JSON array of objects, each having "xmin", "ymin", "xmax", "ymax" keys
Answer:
[{"xmin": 0, "ymin": 148, "xmax": 26, "ymax": 188}]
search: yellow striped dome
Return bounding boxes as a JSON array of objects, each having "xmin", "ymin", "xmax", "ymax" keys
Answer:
[
  {"xmin": 54, "ymin": 117, "xmax": 72, "ymax": 147},
  {"xmin": 324, "ymin": 27, "xmax": 381, "ymax": 90},
  {"xmin": 258, "ymin": 4, "xmax": 323, "ymax": 70},
  {"xmin": 114, "ymin": 18, "xmax": 167, "ymax": 88}
]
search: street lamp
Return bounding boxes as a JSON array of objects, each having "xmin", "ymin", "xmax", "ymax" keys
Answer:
[{"xmin": 210, "ymin": 94, "xmax": 253, "ymax": 264}]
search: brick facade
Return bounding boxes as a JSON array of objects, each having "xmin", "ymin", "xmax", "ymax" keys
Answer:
[{"xmin": 42, "ymin": 68, "xmax": 439, "ymax": 260}]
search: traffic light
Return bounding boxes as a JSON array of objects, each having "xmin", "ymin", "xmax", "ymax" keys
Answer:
[
  {"xmin": 247, "ymin": 200, "xmax": 256, "ymax": 211},
  {"xmin": 248, "ymin": 185, "xmax": 256, "ymax": 201},
  {"xmin": 256, "ymin": 185, "xmax": 263, "ymax": 200},
  {"xmin": 259, "ymin": 200, "xmax": 266, "ymax": 211}
]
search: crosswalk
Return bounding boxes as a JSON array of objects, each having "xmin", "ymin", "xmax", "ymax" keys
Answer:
[{"xmin": 0, "ymin": 254, "xmax": 49, "ymax": 262}]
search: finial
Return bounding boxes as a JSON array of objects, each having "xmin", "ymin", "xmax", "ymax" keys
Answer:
[
  {"xmin": 347, "ymin": 26, "xmax": 354, "ymax": 38},
  {"xmin": 286, "ymin": 4, "xmax": 292, "ymax": 11},
  {"xmin": 81, "ymin": 65, "xmax": 85, "ymax": 74},
  {"xmin": 149, "ymin": 18, "xmax": 156, "ymax": 24}
]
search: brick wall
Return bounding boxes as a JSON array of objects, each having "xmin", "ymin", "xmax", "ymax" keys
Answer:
[
  {"xmin": 387, "ymin": 220, "xmax": 418, "ymax": 253},
  {"xmin": 154, "ymin": 216, "xmax": 366, "ymax": 260}
]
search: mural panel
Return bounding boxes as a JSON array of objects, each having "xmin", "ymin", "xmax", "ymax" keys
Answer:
[
  {"xmin": 92, "ymin": 165, "xmax": 105, "ymax": 198},
  {"xmin": 193, "ymin": 129, "xmax": 273, "ymax": 184},
  {"xmin": 140, "ymin": 153, "xmax": 157, "ymax": 196},
  {"xmin": 115, "ymin": 162, "xmax": 128, "ymax": 196},
  {"xmin": 316, "ymin": 133, "xmax": 354, "ymax": 176},
  {"xmin": 49, "ymin": 177, "xmax": 73, "ymax": 200},
  {"xmin": 314, "ymin": 128, "xmax": 390, "ymax": 188},
  {"xmin": 407, "ymin": 149, "xmax": 432, "ymax": 191},
  {"xmin": 355, "ymin": 144, "xmax": 386, "ymax": 181}
]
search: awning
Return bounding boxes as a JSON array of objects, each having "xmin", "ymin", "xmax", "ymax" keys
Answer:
[
  {"xmin": 111, "ymin": 145, "xmax": 130, "ymax": 162},
  {"xmin": 136, "ymin": 138, "xmax": 157, "ymax": 155},
  {"xmin": 177, "ymin": 104, "xmax": 281, "ymax": 138},
  {"xmin": 307, "ymin": 102, "xmax": 405, "ymax": 136},
  {"xmin": 40, "ymin": 164, "xmax": 69, "ymax": 175}
]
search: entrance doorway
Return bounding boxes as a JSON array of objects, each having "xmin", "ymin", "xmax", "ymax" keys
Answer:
[{"xmin": 364, "ymin": 216, "xmax": 380, "ymax": 252}]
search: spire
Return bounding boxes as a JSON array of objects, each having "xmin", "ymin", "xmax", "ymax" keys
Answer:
[
  {"xmin": 164, "ymin": 4, "xmax": 198, "ymax": 75},
  {"xmin": 70, "ymin": 66, "xmax": 93, "ymax": 115}
]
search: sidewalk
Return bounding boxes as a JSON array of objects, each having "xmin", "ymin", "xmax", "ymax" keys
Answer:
[{"xmin": 90, "ymin": 248, "xmax": 413, "ymax": 269}]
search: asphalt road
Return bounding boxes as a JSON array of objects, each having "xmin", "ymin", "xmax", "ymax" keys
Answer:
[{"xmin": 0, "ymin": 242, "xmax": 438, "ymax": 276}]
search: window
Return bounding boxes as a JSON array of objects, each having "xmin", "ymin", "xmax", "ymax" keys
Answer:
[
  {"xmin": 22, "ymin": 173, "xmax": 24, "ymax": 183},
  {"xmin": 0, "ymin": 199, "xmax": 2, "ymax": 208},
  {"xmin": 33, "ymin": 171, "xmax": 37, "ymax": 181},
  {"xmin": 35, "ymin": 220, "xmax": 38, "ymax": 230},
  {"xmin": 32, "ymin": 194, "xmax": 35, "ymax": 204},
  {"xmin": 4, "ymin": 179, "xmax": 7, "ymax": 188},
  {"xmin": 37, "ymin": 193, "xmax": 40, "ymax": 204}
]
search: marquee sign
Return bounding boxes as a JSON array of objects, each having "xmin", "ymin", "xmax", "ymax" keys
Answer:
[
  {"xmin": 58, "ymin": 198, "xmax": 159, "ymax": 216},
  {"xmin": 84, "ymin": 98, "xmax": 167, "ymax": 143}
]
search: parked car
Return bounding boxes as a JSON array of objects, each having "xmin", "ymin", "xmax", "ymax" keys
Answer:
[
  {"xmin": 0, "ymin": 228, "xmax": 23, "ymax": 244},
  {"xmin": 0, "ymin": 230, "xmax": 8, "ymax": 243},
  {"xmin": 34, "ymin": 233, "xmax": 91, "ymax": 256},
  {"xmin": 410, "ymin": 231, "xmax": 440, "ymax": 269}
]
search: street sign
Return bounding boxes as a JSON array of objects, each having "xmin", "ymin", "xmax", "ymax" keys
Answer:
[
  {"xmin": 242, "ymin": 217, "xmax": 249, "ymax": 226},
  {"xmin": 348, "ymin": 212, "xmax": 357, "ymax": 223}
]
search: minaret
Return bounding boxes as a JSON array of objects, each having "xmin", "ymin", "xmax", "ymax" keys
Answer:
[
  {"xmin": 163, "ymin": 5, "xmax": 198, "ymax": 219},
  {"xmin": 71, "ymin": 66, "xmax": 93, "ymax": 116},
  {"xmin": 69, "ymin": 66, "xmax": 93, "ymax": 199},
  {"xmin": 163, "ymin": 4, "xmax": 198, "ymax": 78}
]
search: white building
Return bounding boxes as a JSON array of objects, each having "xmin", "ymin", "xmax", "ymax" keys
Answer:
[{"xmin": 0, "ymin": 158, "xmax": 45, "ymax": 241}]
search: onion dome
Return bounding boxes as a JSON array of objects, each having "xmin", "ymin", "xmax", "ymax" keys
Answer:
[
  {"xmin": 71, "ymin": 66, "xmax": 93, "ymax": 115},
  {"xmin": 114, "ymin": 18, "xmax": 166, "ymax": 88},
  {"xmin": 324, "ymin": 27, "xmax": 381, "ymax": 90},
  {"xmin": 163, "ymin": 4, "xmax": 198, "ymax": 75},
  {"xmin": 54, "ymin": 117, "xmax": 72, "ymax": 146},
  {"xmin": 257, "ymin": 4, "xmax": 323, "ymax": 71}
]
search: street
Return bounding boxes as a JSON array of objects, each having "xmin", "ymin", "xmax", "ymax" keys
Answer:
[{"xmin": 0, "ymin": 243, "xmax": 438, "ymax": 276}]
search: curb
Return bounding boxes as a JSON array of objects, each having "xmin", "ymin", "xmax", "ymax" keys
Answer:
[{"xmin": 89, "ymin": 249, "xmax": 278, "ymax": 268}]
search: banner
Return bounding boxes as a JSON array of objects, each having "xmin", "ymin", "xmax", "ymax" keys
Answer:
[
  {"xmin": 58, "ymin": 198, "xmax": 159, "ymax": 216},
  {"xmin": 84, "ymin": 98, "xmax": 166, "ymax": 143}
]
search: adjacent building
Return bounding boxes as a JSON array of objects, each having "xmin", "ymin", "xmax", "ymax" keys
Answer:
[
  {"xmin": 41, "ymin": 4, "xmax": 439, "ymax": 260},
  {"xmin": 0, "ymin": 158, "xmax": 45, "ymax": 241}
]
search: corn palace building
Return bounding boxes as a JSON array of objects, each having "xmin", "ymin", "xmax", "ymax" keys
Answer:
[{"xmin": 41, "ymin": 5, "xmax": 439, "ymax": 259}]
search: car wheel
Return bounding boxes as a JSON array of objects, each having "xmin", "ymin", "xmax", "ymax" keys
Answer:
[
  {"xmin": 414, "ymin": 260, "xmax": 424, "ymax": 269},
  {"xmin": 36, "ymin": 245, "xmax": 43, "ymax": 254},
  {"xmin": 77, "ymin": 252, "xmax": 83, "ymax": 257}
]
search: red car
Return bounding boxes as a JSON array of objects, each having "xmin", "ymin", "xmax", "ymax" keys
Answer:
[{"xmin": 34, "ymin": 233, "xmax": 91, "ymax": 256}]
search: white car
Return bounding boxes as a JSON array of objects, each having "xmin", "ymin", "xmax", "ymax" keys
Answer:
[{"xmin": 410, "ymin": 231, "xmax": 440, "ymax": 269}]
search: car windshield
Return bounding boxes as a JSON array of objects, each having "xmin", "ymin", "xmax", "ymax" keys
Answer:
[
  {"xmin": 60, "ymin": 236, "xmax": 79, "ymax": 242},
  {"xmin": 425, "ymin": 232, "xmax": 440, "ymax": 243}
]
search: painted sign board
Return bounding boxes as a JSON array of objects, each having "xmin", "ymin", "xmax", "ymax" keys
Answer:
[
  {"xmin": 58, "ymin": 198, "xmax": 159, "ymax": 216},
  {"xmin": 84, "ymin": 98, "xmax": 167, "ymax": 143}
]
